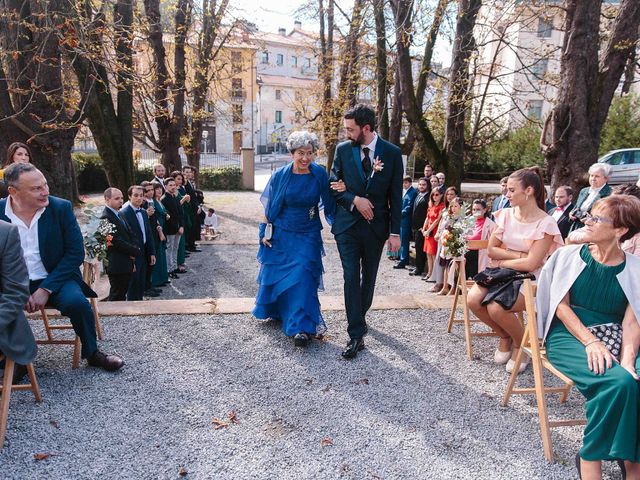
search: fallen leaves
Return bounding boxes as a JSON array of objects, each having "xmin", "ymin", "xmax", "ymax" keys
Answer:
[
  {"xmin": 320, "ymin": 437, "xmax": 333, "ymax": 448},
  {"xmin": 33, "ymin": 453, "xmax": 54, "ymax": 461},
  {"xmin": 49, "ymin": 420, "xmax": 59, "ymax": 429},
  {"xmin": 178, "ymin": 467, "xmax": 188, "ymax": 476},
  {"xmin": 321, "ymin": 384, "xmax": 332, "ymax": 393},
  {"xmin": 212, "ymin": 411, "xmax": 239, "ymax": 430},
  {"xmin": 355, "ymin": 378, "xmax": 370, "ymax": 385}
]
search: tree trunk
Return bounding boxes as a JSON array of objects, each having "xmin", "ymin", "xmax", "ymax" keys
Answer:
[
  {"xmin": 444, "ymin": 0, "xmax": 481, "ymax": 189},
  {"xmin": 391, "ymin": 0, "xmax": 447, "ymax": 173},
  {"xmin": 72, "ymin": 0, "xmax": 135, "ymax": 193},
  {"xmin": 389, "ymin": 61, "xmax": 403, "ymax": 147},
  {"xmin": 0, "ymin": 0, "xmax": 79, "ymax": 200},
  {"xmin": 374, "ymin": 0, "xmax": 389, "ymax": 139},
  {"xmin": 543, "ymin": 0, "xmax": 640, "ymax": 192}
]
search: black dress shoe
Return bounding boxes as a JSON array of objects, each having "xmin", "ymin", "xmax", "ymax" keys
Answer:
[
  {"xmin": 87, "ymin": 350, "xmax": 124, "ymax": 372},
  {"xmin": 409, "ymin": 270, "xmax": 424, "ymax": 276},
  {"xmin": 341, "ymin": 339, "xmax": 365, "ymax": 359},
  {"xmin": 293, "ymin": 333, "xmax": 310, "ymax": 347},
  {"xmin": 169, "ymin": 272, "xmax": 179, "ymax": 279},
  {"xmin": 393, "ymin": 263, "xmax": 407, "ymax": 269}
]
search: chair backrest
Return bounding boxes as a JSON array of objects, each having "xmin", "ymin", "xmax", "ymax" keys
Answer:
[{"xmin": 522, "ymin": 279, "xmax": 539, "ymax": 345}]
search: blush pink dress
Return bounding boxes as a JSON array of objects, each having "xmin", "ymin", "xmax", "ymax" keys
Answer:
[{"xmin": 491, "ymin": 208, "xmax": 564, "ymax": 280}]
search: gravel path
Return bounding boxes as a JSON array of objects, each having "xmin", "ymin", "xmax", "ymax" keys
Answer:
[{"xmin": 1, "ymin": 309, "xmax": 612, "ymax": 480}]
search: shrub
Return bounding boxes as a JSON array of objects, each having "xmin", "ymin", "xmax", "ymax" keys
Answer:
[
  {"xmin": 198, "ymin": 166, "xmax": 243, "ymax": 190},
  {"xmin": 599, "ymin": 94, "xmax": 640, "ymax": 155},
  {"xmin": 72, "ymin": 153, "xmax": 109, "ymax": 194}
]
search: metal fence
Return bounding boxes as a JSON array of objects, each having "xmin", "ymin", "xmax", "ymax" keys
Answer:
[{"xmin": 135, "ymin": 150, "xmax": 241, "ymax": 169}]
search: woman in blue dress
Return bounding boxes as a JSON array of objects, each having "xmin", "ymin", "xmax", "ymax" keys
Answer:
[{"xmin": 253, "ymin": 131, "xmax": 344, "ymax": 347}]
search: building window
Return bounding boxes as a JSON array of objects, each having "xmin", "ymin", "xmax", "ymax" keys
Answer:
[
  {"xmin": 261, "ymin": 51, "xmax": 269, "ymax": 64},
  {"xmin": 276, "ymin": 53, "xmax": 284, "ymax": 66},
  {"xmin": 275, "ymin": 110, "xmax": 282, "ymax": 123},
  {"xmin": 232, "ymin": 104, "xmax": 243, "ymax": 124},
  {"xmin": 537, "ymin": 17, "xmax": 553, "ymax": 38},
  {"xmin": 528, "ymin": 100, "xmax": 543, "ymax": 120},
  {"xmin": 291, "ymin": 55, "xmax": 298, "ymax": 67},
  {"xmin": 305, "ymin": 57, "xmax": 311, "ymax": 68},
  {"xmin": 231, "ymin": 78, "xmax": 243, "ymax": 99},
  {"xmin": 275, "ymin": 89, "xmax": 281, "ymax": 100},
  {"xmin": 531, "ymin": 59, "xmax": 548, "ymax": 79},
  {"xmin": 231, "ymin": 51, "xmax": 242, "ymax": 73},
  {"xmin": 294, "ymin": 111, "xmax": 301, "ymax": 123}
]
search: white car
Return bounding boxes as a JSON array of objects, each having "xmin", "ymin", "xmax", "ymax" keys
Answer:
[{"xmin": 598, "ymin": 148, "xmax": 640, "ymax": 184}]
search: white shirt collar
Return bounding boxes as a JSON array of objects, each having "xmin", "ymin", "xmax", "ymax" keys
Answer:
[
  {"xmin": 361, "ymin": 132, "xmax": 378, "ymax": 155},
  {"xmin": 588, "ymin": 185, "xmax": 605, "ymax": 195},
  {"xmin": 5, "ymin": 196, "xmax": 46, "ymax": 228}
]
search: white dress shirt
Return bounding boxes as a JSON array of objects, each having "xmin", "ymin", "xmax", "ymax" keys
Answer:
[
  {"xmin": 581, "ymin": 185, "xmax": 605, "ymax": 212},
  {"xmin": 359, "ymin": 132, "xmax": 378, "ymax": 176},
  {"xmin": 551, "ymin": 204, "xmax": 569, "ymax": 221},
  {"xmin": 5, "ymin": 198, "xmax": 48, "ymax": 281}
]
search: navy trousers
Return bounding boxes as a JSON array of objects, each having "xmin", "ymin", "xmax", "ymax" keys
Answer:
[
  {"xmin": 30, "ymin": 279, "xmax": 97, "ymax": 359},
  {"xmin": 335, "ymin": 220, "xmax": 386, "ymax": 340},
  {"xmin": 127, "ymin": 253, "xmax": 146, "ymax": 301},
  {"xmin": 399, "ymin": 224, "xmax": 411, "ymax": 265}
]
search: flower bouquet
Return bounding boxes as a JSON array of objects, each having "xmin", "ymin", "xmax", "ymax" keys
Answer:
[
  {"xmin": 80, "ymin": 206, "xmax": 115, "ymax": 269},
  {"xmin": 440, "ymin": 204, "xmax": 475, "ymax": 259}
]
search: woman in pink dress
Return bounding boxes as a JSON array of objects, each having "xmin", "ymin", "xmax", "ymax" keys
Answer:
[{"xmin": 467, "ymin": 167, "xmax": 563, "ymax": 373}]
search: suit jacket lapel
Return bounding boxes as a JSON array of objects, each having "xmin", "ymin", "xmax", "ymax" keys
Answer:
[
  {"xmin": 37, "ymin": 207, "xmax": 52, "ymax": 266},
  {"xmin": 351, "ymin": 146, "xmax": 366, "ymax": 183}
]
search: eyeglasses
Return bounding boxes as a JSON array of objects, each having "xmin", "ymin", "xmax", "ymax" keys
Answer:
[{"xmin": 583, "ymin": 213, "xmax": 614, "ymax": 225}]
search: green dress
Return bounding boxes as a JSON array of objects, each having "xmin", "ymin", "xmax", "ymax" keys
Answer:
[
  {"xmin": 176, "ymin": 187, "xmax": 191, "ymax": 266},
  {"xmin": 546, "ymin": 244, "xmax": 640, "ymax": 462},
  {"xmin": 151, "ymin": 199, "xmax": 169, "ymax": 287}
]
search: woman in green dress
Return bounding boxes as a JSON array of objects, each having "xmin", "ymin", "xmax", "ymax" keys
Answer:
[
  {"xmin": 171, "ymin": 171, "xmax": 191, "ymax": 273},
  {"xmin": 536, "ymin": 195, "xmax": 640, "ymax": 479},
  {"xmin": 151, "ymin": 182, "xmax": 169, "ymax": 287}
]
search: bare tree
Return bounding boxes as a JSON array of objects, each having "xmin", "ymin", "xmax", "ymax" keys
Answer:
[{"xmin": 541, "ymin": 0, "xmax": 640, "ymax": 191}]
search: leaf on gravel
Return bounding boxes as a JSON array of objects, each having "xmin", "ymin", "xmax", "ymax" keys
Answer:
[
  {"xmin": 320, "ymin": 437, "xmax": 333, "ymax": 448},
  {"xmin": 369, "ymin": 471, "xmax": 381, "ymax": 480},
  {"xmin": 49, "ymin": 420, "xmax": 59, "ymax": 429},
  {"xmin": 212, "ymin": 418, "xmax": 230, "ymax": 430},
  {"xmin": 33, "ymin": 453, "xmax": 53, "ymax": 461},
  {"xmin": 355, "ymin": 378, "xmax": 369, "ymax": 385},
  {"xmin": 178, "ymin": 467, "xmax": 188, "ymax": 476},
  {"xmin": 321, "ymin": 384, "xmax": 332, "ymax": 393},
  {"xmin": 304, "ymin": 378, "xmax": 313, "ymax": 386},
  {"xmin": 227, "ymin": 411, "xmax": 240, "ymax": 424}
]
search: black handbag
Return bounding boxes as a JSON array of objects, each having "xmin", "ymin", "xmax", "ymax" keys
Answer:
[{"xmin": 587, "ymin": 323, "xmax": 622, "ymax": 361}]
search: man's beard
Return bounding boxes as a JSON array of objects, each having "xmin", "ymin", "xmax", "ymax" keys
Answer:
[{"xmin": 350, "ymin": 131, "xmax": 366, "ymax": 147}]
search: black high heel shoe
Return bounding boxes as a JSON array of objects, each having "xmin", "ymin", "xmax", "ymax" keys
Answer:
[{"xmin": 616, "ymin": 459, "xmax": 627, "ymax": 480}]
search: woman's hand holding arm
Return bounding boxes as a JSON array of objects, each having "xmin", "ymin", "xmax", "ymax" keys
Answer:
[
  {"xmin": 620, "ymin": 304, "xmax": 640, "ymax": 380},
  {"xmin": 487, "ymin": 233, "xmax": 521, "ymax": 261},
  {"xmin": 498, "ymin": 234, "xmax": 554, "ymax": 272},
  {"xmin": 555, "ymin": 293, "xmax": 618, "ymax": 374}
]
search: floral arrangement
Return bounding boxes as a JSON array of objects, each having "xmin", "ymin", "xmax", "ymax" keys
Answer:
[
  {"xmin": 80, "ymin": 206, "xmax": 115, "ymax": 268},
  {"xmin": 440, "ymin": 203, "xmax": 476, "ymax": 259}
]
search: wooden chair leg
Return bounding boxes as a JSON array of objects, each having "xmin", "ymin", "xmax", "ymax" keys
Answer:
[
  {"xmin": 0, "ymin": 359, "xmax": 15, "ymax": 448},
  {"xmin": 41, "ymin": 309, "xmax": 54, "ymax": 342},
  {"xmin": 72, "ymin": 337, "xmax": 81, "ymax": 369},
  {"xmin": 25, "ymin": 364, "xmax": 42, "ymax": 403},
  {"xmin": 91, "ymin": 298, "xmax": 103, "ymax": 340},
  {"xmin": 447, "ymin": 262, "xmax": 462, "ymax": 333}
]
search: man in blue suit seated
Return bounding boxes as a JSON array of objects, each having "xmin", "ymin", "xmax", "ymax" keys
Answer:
[
  {"xmin": 0, "ymin": 163, "xmax": 124, "ymax": 371},
  {"xmin": 329, "ymin": 104, "xmax": 403, "ymax": 359},
  {"xmin": 393, "ymin": 175, "xmax": 417, "ymax": 269}
]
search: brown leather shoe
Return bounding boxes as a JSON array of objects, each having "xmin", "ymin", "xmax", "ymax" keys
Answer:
[{"xmin": 87, "ymin": 350, "xmax": 125, "ymax": 372}]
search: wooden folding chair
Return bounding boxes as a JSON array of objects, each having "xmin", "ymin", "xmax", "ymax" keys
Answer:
[
  {"xmin": 0, "ymin": 355, "xmax": 42, "ymax": 448},
  {"xmin": 502, "ymin": 279, "xmax": 585, "ymax": 462},
  {"xmin": 446, "ymin": 239, "xmax": 498, "ymax": 359},
  {"xmin": 34, "ymin": 261, "xmax": 103, "ymax": 369}
]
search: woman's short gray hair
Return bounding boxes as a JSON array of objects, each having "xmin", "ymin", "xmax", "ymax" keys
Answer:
[
  {"xmin": 286, "ymin": 131, "xmax": 319, "ymax": 153},
  {"xmin": 588, "ymin": 162, "xmax": 611, "ymax": 177}
]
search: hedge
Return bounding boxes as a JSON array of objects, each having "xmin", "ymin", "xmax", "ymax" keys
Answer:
[{"xmin": 73, "ymin": 153, "xmax": 244, "ymax": 193}]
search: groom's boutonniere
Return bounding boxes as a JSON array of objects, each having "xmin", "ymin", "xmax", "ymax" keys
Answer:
[{"xmin": 372, "ymin": 157, "xmax": 384, "ymax": 176}]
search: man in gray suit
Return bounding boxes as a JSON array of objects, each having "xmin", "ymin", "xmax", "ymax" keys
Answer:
[{"xmin": 0, "ymin": 220, "xmax": 37, "ymax": 383}]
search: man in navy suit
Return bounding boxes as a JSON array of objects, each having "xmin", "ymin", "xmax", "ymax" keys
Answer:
[
  {"xmin": 393, "ymin": 176, "xmax": 417, "ymax": 269},
  {"xmin": 0, "ymin": 163, "xmax": 123, "ymax": 371},
  {"xmin": 120, "ymin": 185, "xmax": 156, "ymax": 301},
  {"xmin": 101, "ymin": 188, "xmax": 140, "ymax": 301},
  {"xmin": 548, "ymin": 185, "xmax": 575, "ymax": 240},
  {"xmin": 491, "ymin": 176, "xmax": 510, "ymax": 213},
  {"xmin": 329, "ymin": 104, "xmax": 403, "ymax": 359}
]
